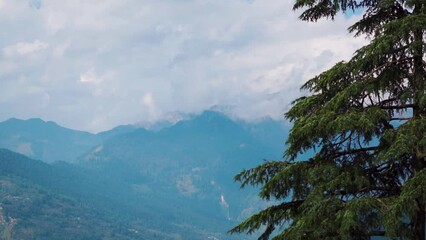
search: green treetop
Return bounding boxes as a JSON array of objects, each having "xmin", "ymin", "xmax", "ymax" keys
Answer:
[{"xmin": 230, "ymin": 0, "xmax": 426, "ymax": 239}]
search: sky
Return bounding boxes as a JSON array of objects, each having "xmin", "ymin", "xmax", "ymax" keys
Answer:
[{"xmin": 0, "ymin": 0, "xmax": 366, "ymax": 132}]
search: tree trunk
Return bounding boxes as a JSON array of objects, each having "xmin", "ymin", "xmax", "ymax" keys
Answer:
[{"xmin": 413, "ymin": 2, "xmax": 425, "ymax": 239}]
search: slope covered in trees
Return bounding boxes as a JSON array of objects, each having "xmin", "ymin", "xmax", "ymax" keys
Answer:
[
  {"xmin": 231, "ymin": 1, "xmax": 426, "ymax": 239},
  {"xmin": 0, "ymin": 149, "xmax": 231, "ymax": 239}
]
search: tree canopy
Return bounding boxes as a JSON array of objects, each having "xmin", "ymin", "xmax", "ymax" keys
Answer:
[{"xmin": 230, "ymin": 0, "xmax": 426, "ymax": 239}]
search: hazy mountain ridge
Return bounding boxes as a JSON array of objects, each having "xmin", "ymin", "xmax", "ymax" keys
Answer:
[
  {"xmin": 0, "ymin": 111, "xmax": 290, "ymax": 239},
  {"xmin": 0, "ymin": 118, "xmax": 139, "ymax": 163}
]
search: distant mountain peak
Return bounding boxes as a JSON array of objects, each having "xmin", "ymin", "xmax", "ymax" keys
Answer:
[
  {"xmin": 176, "ymin": 110, "xmax": 235, "ymax": 127},
  {"xmin": 134, "ymin": 111, "xmax": 191, "ymax": 131},
  {"xmin": 27, "ymin": 117, "xmax": 46, "ymax": 122},
  {"xmin": 2, "ymin": 117, "xmax": 64, "ymax": 129},
  {"xmin": 3, "ymin": 117, "xmax": 43, "ymax": 124},
  {"xmin": 197, "ymin": 110, "xmax": 228, "ymax": 119},
  {"xmin": 0, "ymin": 117, "xmax": 101, "ymax": 163}
]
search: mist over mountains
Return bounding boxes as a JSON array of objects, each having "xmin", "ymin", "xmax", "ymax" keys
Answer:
[{"xmin": 0, "ymin": 111, "xmax": 289, "ymax": 239}]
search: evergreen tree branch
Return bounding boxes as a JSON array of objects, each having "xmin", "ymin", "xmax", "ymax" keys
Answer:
[
  {"xmin": 390, "ymin": 117, "xmax": 412, "ymax": 121},
  {"xmin": 380, "ymin": 104, "xmax": 416, "ymax": 110},
  {"xmin": 333, "ymin": 146, "xmax": 378, "ymax": 158}
]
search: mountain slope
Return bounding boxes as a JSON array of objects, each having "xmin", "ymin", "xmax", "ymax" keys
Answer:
[
  {"xmin": 81, "ymin": 111, "xmax": 289, "ymax": 225},
  {"xmin": 0, "ymin": 149, "xmax": 232, "ymax": 239},
  {"xmin": 0, "ymin": 149, "xmax": 141, "ymax": 239},
  {"xmin": 0, "ymin": 112, "xmax": 290, "ymax": 239}
]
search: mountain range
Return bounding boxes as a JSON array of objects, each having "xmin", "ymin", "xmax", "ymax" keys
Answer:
[{"xmin": 0, "ymin": 111, "xmax": 289, "ymax": 239}]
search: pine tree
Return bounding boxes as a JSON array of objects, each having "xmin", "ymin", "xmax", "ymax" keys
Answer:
[{"xmin": 230, "ymin": 1, "xmax": 426, "ymax": 239}]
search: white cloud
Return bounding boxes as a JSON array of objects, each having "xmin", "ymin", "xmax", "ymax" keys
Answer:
[
  {"xmin": 3, "ymin": 40, "xmax": 49, "ymax": 56},
  {"xmin": 141, "ymin": 92, "xmax": 154, "ymax": 108},
  {"xmin": 0, "ymin": 0, "xmax": 367, "ymax": 132},
  {"xmin": 141, "ymin": 92, "xmax": 161, "ymax": 120},
  {"xmin": 79, "ymin": 69, "xmax": 103, "ymax": 84}
]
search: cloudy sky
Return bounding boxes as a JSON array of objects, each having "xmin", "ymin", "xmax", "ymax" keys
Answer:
[{"xmin": 0, "ymin": 0, "xmax": 366, "ymax": 132}]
